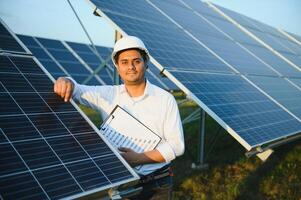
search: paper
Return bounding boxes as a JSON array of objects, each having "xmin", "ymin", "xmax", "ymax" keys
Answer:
[{"xmin": 100, "ymin": 105, "xmax": 161, "ymax": 154}]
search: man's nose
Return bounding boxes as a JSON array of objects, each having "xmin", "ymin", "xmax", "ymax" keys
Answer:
[{"xmin": 129, "ymin": 61, "xmax": 136, "ymax": 69}]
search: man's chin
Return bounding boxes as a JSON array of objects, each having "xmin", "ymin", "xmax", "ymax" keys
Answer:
[{"xmin": 124, "ymin": 79, "xmax": 145, "ymax": 85}]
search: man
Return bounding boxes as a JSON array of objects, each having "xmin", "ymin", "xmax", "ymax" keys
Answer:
[{"xmin": 54, "ymin": 36, "xmax": 184, "ymax": 199}]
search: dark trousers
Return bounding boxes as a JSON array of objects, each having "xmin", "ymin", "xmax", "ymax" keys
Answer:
[{"xmin": 126, "ymin": 175, "xmax": 173, "ymax": 200}]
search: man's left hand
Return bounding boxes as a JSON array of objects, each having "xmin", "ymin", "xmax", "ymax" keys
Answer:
[{"xmin": 118, "ymin": 147, "xmax": 141, "ymax": 167}]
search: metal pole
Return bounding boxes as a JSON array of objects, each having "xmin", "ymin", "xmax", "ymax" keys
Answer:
[
  {"xmin": 114, "ymin": 31, "xmax": 122, "ymax": 85},
  {"xmin": 192, "ymin": 108, "xmax": 208, "ymax": 169},
  {"xmin": 199, "ymin": 109, "xmax": 205, "ymax": 164}
]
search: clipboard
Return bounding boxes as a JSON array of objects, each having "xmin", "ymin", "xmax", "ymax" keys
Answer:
[{"xmin": 100, "ymin": 105, "xmax": 162, "ymax": 155}]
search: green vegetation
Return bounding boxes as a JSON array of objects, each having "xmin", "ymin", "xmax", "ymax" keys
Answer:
[{"xmin": 80, "ymin": 95, "xmax": 301, "ymax": 200}]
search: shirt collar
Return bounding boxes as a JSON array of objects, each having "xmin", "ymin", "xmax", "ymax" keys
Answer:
[{"xmin": 119, "ymin": 79, "xmax": 154, "ymax": 97}]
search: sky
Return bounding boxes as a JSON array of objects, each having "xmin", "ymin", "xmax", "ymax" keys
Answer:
[{"xmin": 0, "ymin": 0, "xmax": 300, "ymax": 47}]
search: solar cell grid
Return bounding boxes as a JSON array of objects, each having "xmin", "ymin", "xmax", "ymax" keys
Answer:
[
  {"xmin": 0, "ymin": 54, "xmax": 138, "ymax": 199},
  {"xmin": 17, "ymin": 35, "xmax": 66, "ymax": 78},
  {"xmin": 170, "ymin": 70, "xmax": 301, "ymax": 147},
  {"xmin": 35, "ymin": 37, "xmax": 101, "ymax": 85},
  {"xmin": 0, "ymin": 22, "xmax": 27, "ymax": 54},
  {"xmin": 289, "ymin": 78, "xmax": 301, "ymax": 88},
  {"xmin": 241, "ymin": 43, "xmax": 301, "ymax": 78},
  {"xmin": 180, "ymin": 0, "xmax": 225, "ymax": 19},
  {"xmin": 247, "ymin": 75, "xmax": 301, "ymax": 119},
  {"xmin": 215, "ymin": 4, "xmax": 301, "ymax": 57},
  {"xmin": 67, "ymin": 41, "xmax": 114, "ymax": 85},
  {"xmin": 151, "ymin": 0, "xmax": 284, "ymax": 77}
]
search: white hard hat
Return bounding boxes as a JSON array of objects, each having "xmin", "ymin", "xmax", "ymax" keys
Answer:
[{"xmin": 111, "ymin": 36, "xmax": 150, "ymax": 66}]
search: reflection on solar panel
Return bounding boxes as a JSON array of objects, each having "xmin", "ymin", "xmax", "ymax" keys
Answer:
[
  {"xmin": 151, "ymin": 0, "xmax": 279, "ymax": 77},
  {"xmin": 89, "ymin": 0, "xmax": 301, "ymax": 152},
  {"xmin": 180, "ymin": 0, "xmax": 301, "ymax": 78},
  {"xmin": 0, "ymin": 21, "xmax": 138, "ymax": 199},
  {"xmin": 211, "ymin": 3, "xmax": 301, "ymax": 68}
]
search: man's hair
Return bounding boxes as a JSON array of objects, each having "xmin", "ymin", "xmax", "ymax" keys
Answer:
[{"xmin": 113, "ymin": 48, "xmax": 148, "ymax": 64}]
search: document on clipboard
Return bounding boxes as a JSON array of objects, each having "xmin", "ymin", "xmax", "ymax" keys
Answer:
[{"xmin": 100, "ymin": 105, "xmax": 162, "ymax": 154}]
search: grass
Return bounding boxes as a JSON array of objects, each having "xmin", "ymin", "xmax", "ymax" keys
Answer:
[{"xmin": 80, "ymin": 94, "xmax": 301, "ymax": 200}]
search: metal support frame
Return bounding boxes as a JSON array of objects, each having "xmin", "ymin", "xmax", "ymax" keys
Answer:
[
  {"xmin": 114, "ymin": 31, "xmax": 122, "ymax": 85},
  {"xmin": 245, "ymin": 132, "xmax": 301, "ymax": 160},
  {"xmin": 191, "ymin": 109, "xmax": 209, "ymax": 170}
]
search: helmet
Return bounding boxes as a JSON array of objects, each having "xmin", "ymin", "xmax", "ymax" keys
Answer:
[{"xmin": 111, "ymin": 36, "xmax": 150, "ymax": 66}]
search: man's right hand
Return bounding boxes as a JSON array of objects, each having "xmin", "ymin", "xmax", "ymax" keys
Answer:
[{"xmin": 53, "ymin": 77, "xmax": 74, "ymax": 102}]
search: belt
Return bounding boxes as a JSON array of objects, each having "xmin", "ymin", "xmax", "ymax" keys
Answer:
[{"xmin": 139, "ymin": 165, "xmax": 173, "ymax": 184}]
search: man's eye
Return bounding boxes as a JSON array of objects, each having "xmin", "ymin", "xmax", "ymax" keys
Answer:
[
  {"xmin": 121, "ymin": 61, "xmax": 128, "ymax": 65},
  {"xmin": 134, "ymin": 60, "xmax": 141, "ymax": 65}
]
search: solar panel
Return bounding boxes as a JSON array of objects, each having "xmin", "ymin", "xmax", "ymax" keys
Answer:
[
  {"xmin": 36, "ymin": 37, "xmax": 101, "ymax": 84},
  {"xmin": 289, "ymin": 78, "xmax": 301, "ymax": 88},
  {"xmin": 0, "ymin": 54, "xmax": 138, "ymax": 199},
  {"xmin": 89, "ymin": 0, "xmax": 301, "ymax": 152},
  {"xmin": 66, "ymin": 41, "xmax": 114, "ymax": 85},
  {"xmin": 150, "ymin": 0, "xmax": 279, "ymax": 77},
  {"xmin": 179, "ymin": 0, "xmax": 301, "ymax": 78},
  {"xmin": 0, "ymin": 19, "xmax": 29, "ymax": 54},
  {"xmin": 212, "ymin": 4, "xmax": 301, "ymax": 68},
  {"xmin": 169, "ymin": 70, "xmax": 301, "ymax": 148},
  {"xmin": 17, "ymin": 34, "xmax": 67, "ymax": 79},
  {"xmin": 247, "ymin": 75, "xmax": 301, "ymax": 119},
  {"xmin": 0, "ymin": 20, "xmax": 138, "ymax": 199},
  {"xmin": 91, "ymin": 0, "xmax": 234, "ymax": 74}
]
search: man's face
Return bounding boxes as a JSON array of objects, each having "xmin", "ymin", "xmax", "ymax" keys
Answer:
[{"xmin": 116, "ymin": 49, "xmax": 147, "ymax": 85}]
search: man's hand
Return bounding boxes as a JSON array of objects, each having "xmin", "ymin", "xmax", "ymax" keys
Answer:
[
  {"xmin": 53, "ymin": 77, "xmax": 74, "ymax": 102},
  {"xmin": 119, "ymin": 147, "xmax": 166, "ymax": 167},
  {"xmin": 118, "ymin": 147, "xmax": 142, "ymax": 167}
]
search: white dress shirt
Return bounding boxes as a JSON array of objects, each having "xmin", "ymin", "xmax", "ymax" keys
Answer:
[{"xmin": 71, "ymin": 79, "xmax": 185, "ymax": 175}]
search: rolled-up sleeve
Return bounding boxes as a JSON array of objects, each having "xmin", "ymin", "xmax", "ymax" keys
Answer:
[
  {"xmin": 156, "ymin": 96, "xmax": 185, "ymax": 162},
  {"xmin": 67, "ymin": 77, "xmax": 114, "ymax": 114}
]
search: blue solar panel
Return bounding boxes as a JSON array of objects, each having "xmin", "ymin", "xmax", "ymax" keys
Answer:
[
  {"xmin": 241, "ymin": 43, "xmax": 301, "ymax": 78},
  {"xmin": 17, "ymin": 35, "xmax": 67, "ymax": 79},
  {"xmin": 90, "ymin": 0, "xmax": 301, "ymax": 151},
  {"xmin": 178, "ymin": 1, "xmax": 301, "ymax": 78},
  {"xmin": 0, "ymin": 20, "xmax": 28, "ymax": 54},
  {"xmin": 289, "ymin": 78, "xmax": 301, "ymax": 88},
  {"xmin": 35, "ymin": 37, "xmax": 102, "ymax": 84},
  {"xmin": 0, "ymin": 54, "xmax": 138, "ymax": 199},
  {"xmin": 151, "ymin": 0, "xmax": 279, "ymax": 77},
  {"xmin": 214, "ymin": 4, "xmax": 301, "ymax": 66},
  {"xmin": 170, "ymin": 70, "xmax": 301, "ymax": 147},
  {"xmin": 247, "ymin": 75, "xmax": 301, "ymax": 119},
  {"xmin": 67, "ymin": 41, "xmax": 114, "ymax": 85},
  {"xmin": 288, "ymin": 32, "xmax": 301, "ymax": 44},
  {"xmin": 91, "ymin": 0, "xmax": 234, "ymax": 74}
]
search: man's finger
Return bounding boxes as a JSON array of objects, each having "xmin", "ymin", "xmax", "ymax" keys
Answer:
[
  {"xmin": 53, "ymin": 81, "xmax": 57, "ymax": 93},
  {"xmin": 64, "ymin": 83, "xmax": 72, "ymax": 102},
  {"xmin": 118, "ymin": 147, "xmax": 131, "ymax": 152},
  {"xmin": 60, "ymin": 81, "xmax": 67, "ymax": 99}
]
